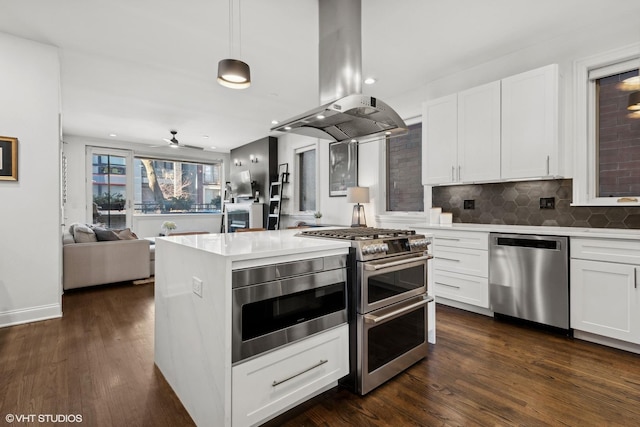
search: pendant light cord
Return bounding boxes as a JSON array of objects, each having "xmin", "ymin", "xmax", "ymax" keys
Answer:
[
  {"xmin": 227, "ymin": 0, "xmax": 243, "ymax": 59},
  {"xmin": 228, "ymin": 0, "xmax": 233, "ymax": 57}
]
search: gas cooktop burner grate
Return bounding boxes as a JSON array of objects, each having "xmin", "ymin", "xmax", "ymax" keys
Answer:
[{"xmin": 299, "ymin": 227, "xmax": 416, "ymax": 240}]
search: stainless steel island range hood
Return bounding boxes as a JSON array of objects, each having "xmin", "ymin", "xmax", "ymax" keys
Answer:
[{"xmin": 271, "ymin": 0, "xmax": 407, "ymax": 143}]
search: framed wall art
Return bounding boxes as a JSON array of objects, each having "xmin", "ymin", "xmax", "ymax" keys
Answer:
[
  {"xmin": 329, "ymin": 141, "xmax": 357, "ymax": 197},
  {"xmin": 0, "ymin": 136, "xmax": 18, "ymax": 181}
]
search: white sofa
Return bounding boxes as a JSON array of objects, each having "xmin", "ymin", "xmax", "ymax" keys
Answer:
[{"xmin": 63, "ymin": 226, "xmax": 151, "ymax": 290}]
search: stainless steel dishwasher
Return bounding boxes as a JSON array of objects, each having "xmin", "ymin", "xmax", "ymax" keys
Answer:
[{"xmin": 489, "ymin": 233, "xmax": 569, "ymax": 329}]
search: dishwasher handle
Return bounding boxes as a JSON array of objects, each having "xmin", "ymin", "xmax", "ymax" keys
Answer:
[{"xmin": 492, "ymin": 234, "xmax": 566, "ymax": 251}]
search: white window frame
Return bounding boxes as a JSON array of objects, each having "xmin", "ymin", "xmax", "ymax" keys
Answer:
[
  {"xmin": 294, "ymin": 143, "xmax": 319, "ymax": 214},
  {"xmin": 573, "ymin": 42, "xmax": 640, "ymax": 206},
  {"xmin": 379, "ymin": 115, "xmax": 426, "ymax": 217}
]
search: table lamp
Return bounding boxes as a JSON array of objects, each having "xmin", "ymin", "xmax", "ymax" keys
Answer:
[{"xmin": 347, "ymin": 186, "xmax": 369, "ymax": 227}]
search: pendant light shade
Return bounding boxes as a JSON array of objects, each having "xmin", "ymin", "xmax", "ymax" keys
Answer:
[
  {"xmin": 628, "ymin": 91, "xmax": 640, "ymax": 111},
  {"xmin": 218, "ymin": 0, "xmax": 251, "ymax": 89},
  {"xmin": 217, "ymin": 59, "xmax": 251, "ymax": 89}
]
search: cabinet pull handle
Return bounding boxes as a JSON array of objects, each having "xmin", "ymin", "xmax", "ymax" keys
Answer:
[
  {"xmin": 635, "ymin": 268, "xmax": 637, "ymax": 289},
  {"xmin": 435, "ymin": 282, "xmax": 460, "ymax": 289},
  {"xmin": 451, "ymin": 166, "xmax": 455, "ymax": 182},
  {"xmin": 272, "ymin": 359, "xmax": 328, "ymax": 387},
  {"xmin": 437, "ymin": 257, "xmax": 460, "ymax": 262},
  {"xmin": 546, "ymin": 155, "xmax": 550, "ymax": 175},
  {"xmin": 458, "ymin": 165, "xmax": 461, "ymax": 181},
  {"xmin": 437, "ymin": 237, "xmax": 460, "ymax": 241}
]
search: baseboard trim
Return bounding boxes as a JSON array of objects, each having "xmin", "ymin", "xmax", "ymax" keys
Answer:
[{"xmin": 0, "ymin": 303, "xmax": 62, "ymax": 328}]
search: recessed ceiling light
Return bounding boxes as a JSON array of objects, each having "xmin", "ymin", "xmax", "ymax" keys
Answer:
[
  {"xmin": 316, "ymin": 114, "xmax": 325, "ymax": 120},
  {"xmin": 271, "ymin": 120, "xmax": 279, "ymax": 125},
  {"xmin": 202, "ymin": 135, "xmax": 210, "ymax": 139},
  {"xmin": 109, "ymin": 133, "xmax": 117, "ymax": 137},
  {"xmin": 284, "ymin": 126, "xmax": 292, "ymax": 130},
  {"xmin": 210, "ymin": 146, "xmax": 217, "ymax": 150},
  {"xmin": 364, "ymin": 77, "xmax": 376, "ymax": 85}
]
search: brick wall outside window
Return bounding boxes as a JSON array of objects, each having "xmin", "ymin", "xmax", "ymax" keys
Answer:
[
  {"xmin": 386, "ymin": 123, "xmax": 423, "ymax": 211},
  {"xmin": 597, "ymin": 69, "xmax": 640, "ymax": 197}
]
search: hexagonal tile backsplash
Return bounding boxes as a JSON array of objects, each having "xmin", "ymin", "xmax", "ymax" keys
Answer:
[{"xmin": 432, "ymin": 179, "xmax": 640, "ymax": 229}]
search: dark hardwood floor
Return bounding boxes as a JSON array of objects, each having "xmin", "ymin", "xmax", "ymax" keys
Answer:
[{"xmin": 1, "ymin": 283, "xmax": 639, "ymax": 426}]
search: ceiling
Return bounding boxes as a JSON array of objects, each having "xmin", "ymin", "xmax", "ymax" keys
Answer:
[{"xmin": 0, "ymin": 0, "xmax": 639, "ymax": 152}]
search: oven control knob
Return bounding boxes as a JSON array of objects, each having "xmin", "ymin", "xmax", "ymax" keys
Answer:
[
  {"xmin": 381, "ymin": 243, "xmax": 389, "ymax": 252},
  {"xmin": 362, "ymin": 245, "xmax": 374, "ymax": 255}
]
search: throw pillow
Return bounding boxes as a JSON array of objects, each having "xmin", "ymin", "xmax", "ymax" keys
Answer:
[
  {"xmin": 73, "ymin": 225, "xmax": 98, "ymax": 243},
  {"xmin": 116, "ymin": 228, "xmax": 138, "ymax": 240},
  {"xmin": 92, "ymin": 226, "xmax": 120, "ymax": 241}
]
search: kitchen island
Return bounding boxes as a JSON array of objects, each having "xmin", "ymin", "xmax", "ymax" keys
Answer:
[{"xmin": 153, "ymin": 229, "xmax": 352, "ymax": 427}]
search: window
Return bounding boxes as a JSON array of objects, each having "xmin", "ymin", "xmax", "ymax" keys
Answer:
[
  {"xmin": 574, "ymin": 43, "xmax": 640, "ymax": 206},
  {"xmin": 591, "ymin": 63, "xmax": 640, "ymax": 198},
  {"xmin": 297, "ymin": 146, "xmax": 316, "ymax": 212},
  {"xmin": 134, "ymin": 157, "xmax": 222, "ymax": 214},
  {"xmin": 386, "ymin": 122, "xmax": 424, "ymax": 211}
]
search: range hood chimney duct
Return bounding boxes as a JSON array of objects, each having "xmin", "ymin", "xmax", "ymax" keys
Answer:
[{"xmin": 271, "ymin": 0, "xmax": 407, "ymax": 143}]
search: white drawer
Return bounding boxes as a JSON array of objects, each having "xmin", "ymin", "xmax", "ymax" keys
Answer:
[
  {"xmin": 433, "ymin": 270, "xmax": 489, "ymax": 308},
  {"xmin": 433, "ymin": 246, "xmax": 488, "ymax": 277},
  {"xmin": 571, "ymin": 237, "xmax": 640, "ymax": 265},
  {"xmin": 232, "ymin": 324, "xmax": 349, "ymax": 427},
  {"xmin": 433, "ymin": 230, "xmax": 489, "ymax": 251}
]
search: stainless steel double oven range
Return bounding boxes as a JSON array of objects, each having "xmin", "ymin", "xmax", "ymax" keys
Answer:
[{"xmin": 298, "ymin": 228, "xmax": 433, "ymax": 395}]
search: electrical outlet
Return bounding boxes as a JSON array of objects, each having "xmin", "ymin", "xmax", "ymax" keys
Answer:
[
  {"xmin": 463, "ymin": 199, "xmax": 475, "ymax": 210},
  {"xmin": 192, "ymin": 277, "xmax": 203, "ymax": 298},
  {"xmin": 539, "ymin": 197, "xmax": 555, "ymax": 209}
]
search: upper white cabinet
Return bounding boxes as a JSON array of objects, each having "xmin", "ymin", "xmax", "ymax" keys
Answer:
[
  {"xmin": 423, "ymin": 64, "xmax": 561, "ymax": 185},
  {"xmin": 422, "ymin": 94, "xmax": 457, "ymax": 185},
  {"xmin": 458, "ymin": 81, "xmax": 502, "ymax": 182},
  {"xmin": 501, "ymin": 64, "xmax": 560, "ymax": 179},
  {"xmin": 422, "ymin": 82, "xmax": 501, "ymax": 185}
]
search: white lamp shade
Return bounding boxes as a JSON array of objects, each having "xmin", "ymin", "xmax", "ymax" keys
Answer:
[{"xmin": 346, "ymin": 186, "xmax": 369, "ymax": 203}]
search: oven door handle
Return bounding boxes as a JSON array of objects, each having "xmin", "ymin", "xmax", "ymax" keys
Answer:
[
  {"xmin": 364, "ymin": 254, "xmax": 433, "ymax": 271},
  {"xmin": 364, "ymin": 296, "xmax": 434, "ymax": 324}
]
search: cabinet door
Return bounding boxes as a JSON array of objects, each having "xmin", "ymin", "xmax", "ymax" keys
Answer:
[
  {"xmin": 458, "ymin": 81, "xmax": 501, "ymax": 182},
  {"xmin": 422, "ymin": 94, "xmax": 458, "ymax": 185},
  {"xmin": 571, "ymin": 259, "xmax": 640, "ymax": 344},
  {"xmin": 501, "ymin": 64, "xmax": 559, "ymax": 179}
]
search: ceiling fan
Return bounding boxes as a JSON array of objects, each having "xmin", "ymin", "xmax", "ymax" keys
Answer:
[{"xmin": 153, "ymin": 130, "xmax": 204, "ymax": 150}]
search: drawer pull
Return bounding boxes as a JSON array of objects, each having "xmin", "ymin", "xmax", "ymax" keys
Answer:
[
  {"xmin": 272, "ymin": 359, "xmax": 328, "ymax": 387},
  {"xmin": 635, "ymin": 268, "xmax": 638, "ymax": 289},
  {"xmin": 437, "ymin": 237, "xmax": 461, "ymax": 241},
  {"xmin": 435, "ymin": 282, "xmax": 460, "ymax": 289},
  {"xmin": 437, "ymin": 257, "xmax": 460, "ymax": 262}
]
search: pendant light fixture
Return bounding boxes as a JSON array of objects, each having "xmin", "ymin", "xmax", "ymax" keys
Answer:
[{"xmin": 217, "ymin": 0, "xmax": 251, "ymax": 89}]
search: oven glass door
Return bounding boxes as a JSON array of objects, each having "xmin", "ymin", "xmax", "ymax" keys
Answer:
[
  {"xmin": 358, "ymin": 295, "xmax": 430, "ymax": 395},
  {"xmin": 359, "ymin": 254, "xmax": 430, "ymax": 313}
]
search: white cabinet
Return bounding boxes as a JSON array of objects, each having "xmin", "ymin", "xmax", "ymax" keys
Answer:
[
  {"xmin": 457, "ymin": 81, "xmax": 501, "ymax": 182},
  {"xmin": 432, "ymin": 230, "xmax": 489, "ymax": 309},
  {"xmin": 422, "ymin": 64, "xmax": 561, "ymax": 185},
  {"xmin": 422, "ymin": 82, "xmax": 500, "ymax": 185},
  {"xmin": 232, "ymin": 325, "xmax": 349, "ymax": 427},
  {"xmin": 501, "ymin": 64, "xmax": 560, "ymax": 179},
  {"xmin": 571, "ymin": 238, "xmax": 640, "ymax": 345},
  {"xmin": 422, "ymin": 94, "xmax": 457, "ymax": 185}
]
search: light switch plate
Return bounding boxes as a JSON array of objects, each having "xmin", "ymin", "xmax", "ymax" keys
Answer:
[{"xmin": 192, "ymin": 277, "xmax": 203, "ymax": 298}]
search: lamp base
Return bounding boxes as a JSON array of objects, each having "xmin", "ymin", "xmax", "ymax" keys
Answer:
[{"xmin": 350, "ymin": 204, "xmax": 367, "ymax": 228}]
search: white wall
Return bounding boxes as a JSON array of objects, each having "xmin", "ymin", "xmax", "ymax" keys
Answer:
[
  {"xmin": 0, "ymin": 32, "xmax": 62, "ymax": 327},
  {"xmin": 63, "ymin": 135, "xmax": 229, "ymax": 237}
]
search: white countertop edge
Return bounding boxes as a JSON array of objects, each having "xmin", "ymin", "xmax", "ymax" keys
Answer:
[{"xmin": 412, "ymin": 223, "xmax": 640, "ymax": 240}]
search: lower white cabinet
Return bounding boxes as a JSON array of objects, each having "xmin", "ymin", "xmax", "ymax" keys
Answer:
[
  {"xmin": 232, "ymin": 324, "xmax": 349, "ymax": 427},
  {"xmin": 571, "ymin": 237, "xmax": 640, "ymax": 345},
  {"xmin": 432, "ymin": 230, "xmax": 489, "ymax": 309},
  {"xmin": 571, "ymin": 259, "xmax": 640, "ymax": 344}
]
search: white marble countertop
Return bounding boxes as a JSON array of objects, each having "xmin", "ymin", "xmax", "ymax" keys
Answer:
[
  {"xmin": 413, "ymin": 223, "xmax": 640, "ymax": 240},
  {"xmin": 158, "ymin": 228, "xmax": 352, "ymax": 261}
]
